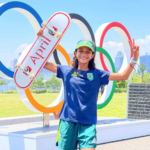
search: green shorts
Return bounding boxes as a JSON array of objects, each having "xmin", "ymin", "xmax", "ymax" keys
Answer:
[{"xmin": 56, "ymin": 119, "xmax": 97, "ymax": 150}]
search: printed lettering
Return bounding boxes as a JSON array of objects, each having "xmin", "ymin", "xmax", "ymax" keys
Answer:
[
  {"xmin": 43, "ymin": 35, "xmax": 51, "ymax": 42},
  {"xmin": 36, "ymin": 49, "xmax": 44, "ymax": 59},
  {"xmin": 40, "ymin": 43, "xmax": 46, "ymax": 50},
  {"xmin": 30, "ymin": 56, "xmax": 39, "ymax": 65},
  {"xmin": 41, "ymin": 39, "xmax": 49, "ymax": 45}
]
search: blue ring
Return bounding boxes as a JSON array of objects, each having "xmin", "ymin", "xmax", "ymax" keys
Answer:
[{"xmin": 0, "ymin": 1, "xmax": 43, "ymax": 78}]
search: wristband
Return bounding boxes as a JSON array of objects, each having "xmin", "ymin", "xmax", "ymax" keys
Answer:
[
  {"xmin": 130, "ymin": 63, "xmax": 136, "ymax": 70},
  {"xmin": 130, "ymin": 57, "xmax": 138, "ymax": 65}
]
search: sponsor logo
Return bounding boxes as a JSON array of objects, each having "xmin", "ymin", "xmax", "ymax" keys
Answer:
[{"xmin": 71, "ymin": 71, "xmax": 77, "ymax": 77}]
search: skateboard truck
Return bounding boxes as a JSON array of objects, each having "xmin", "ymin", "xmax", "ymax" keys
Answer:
[
  {"xmin": 41, "ymin": 22, "xmax": 62, "ymax": 38},
  {"xmin": 15, "ymin": 63, "xmax": 35, "ymax": 80}
]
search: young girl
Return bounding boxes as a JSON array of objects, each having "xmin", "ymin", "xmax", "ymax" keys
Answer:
[{"xmin": 37, "ymin": 29, "xmax": 139, "ymax": 150}]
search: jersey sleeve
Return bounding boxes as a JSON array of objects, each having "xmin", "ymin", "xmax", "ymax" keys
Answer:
[
  {"xmin": 56, "ymin": 64, "xmax": 68, "ymax": 79},
  {"xmin": 99, "ymin": 70, "xmax": 110, "ymax": 85}
]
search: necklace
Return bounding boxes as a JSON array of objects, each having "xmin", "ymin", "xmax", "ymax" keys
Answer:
[{"xmin": 76, "ymin": 69, "xmax": 89, "ymax": 77}]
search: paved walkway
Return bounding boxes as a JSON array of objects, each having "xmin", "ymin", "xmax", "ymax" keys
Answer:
[{"xmin": 96, "ymin": 136, "xmax": 150, "ymax": 150}]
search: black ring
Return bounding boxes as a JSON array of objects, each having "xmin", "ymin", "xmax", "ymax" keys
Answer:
[{"xmin": 53, "ymin": 13, "xmax": 95, "ymax": 64}]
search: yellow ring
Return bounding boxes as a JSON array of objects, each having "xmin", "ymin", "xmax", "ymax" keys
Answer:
[{"xmin": 24, "ymin": 44, "xmax": 71, "ymax": 113}]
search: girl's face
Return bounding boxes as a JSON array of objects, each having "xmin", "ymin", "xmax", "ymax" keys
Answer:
[{"xmin": 75, "ymin": 46, "xmax": 95, "ymax": 64}]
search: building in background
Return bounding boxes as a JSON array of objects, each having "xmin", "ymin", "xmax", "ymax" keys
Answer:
[
  {"xmin": 140, "ymin": 53, "xmax": 150, "ymax": 72},
  {"xmin": 19, "ymin": 52, "xmax": 22, "ymax": 57},
  {"xmin": 115, "ymin": 51, "xmax": 124, "ymax": 72},
  {"xmin": 10, "ymin": 58, "xmax": 18, "ymax": 72}
]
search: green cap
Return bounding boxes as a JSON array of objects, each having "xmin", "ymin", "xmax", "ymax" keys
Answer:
[{"xmin": 76, "ymin": 40, "xmax": 95, "ymax": 53}]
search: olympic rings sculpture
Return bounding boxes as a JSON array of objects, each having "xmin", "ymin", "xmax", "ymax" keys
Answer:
[{"xmin": 0, "ymin": 1, "xmax": 133, "ymax": 113}]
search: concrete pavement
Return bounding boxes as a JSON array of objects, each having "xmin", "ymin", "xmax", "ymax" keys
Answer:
[{"xmin": 96, "ymin": 136, "xmax": 150, "ymax": 150}]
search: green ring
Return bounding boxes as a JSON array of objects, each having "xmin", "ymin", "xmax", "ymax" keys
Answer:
[{"xmin": 96, "ymin": 47, "xmax": 116, "ymax": 109}]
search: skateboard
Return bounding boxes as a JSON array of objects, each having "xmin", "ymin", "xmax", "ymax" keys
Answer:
[{"xmin": 14, "ymin": 12, "xmax": 71, "ymax": 89}]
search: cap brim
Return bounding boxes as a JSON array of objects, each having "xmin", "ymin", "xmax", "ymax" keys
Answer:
[{"xmin": 76, "ymin": 45, "xmax": 95, "ymax": 53}]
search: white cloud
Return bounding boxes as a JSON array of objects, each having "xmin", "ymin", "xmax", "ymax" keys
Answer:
[
  {"xmin": 15, "ymin": 43, "xmax": 29, "ymax": 54},
  {"xmin": 103, "ymin": 41, "xmax": 123, "ymax": 62},
  {"xmin": 102, "ymin": 35, "xmax": 150, "ymax": 62},
  {"xmin": 135, "ymin": 35, "xmax": 150, "ymax": 55}
]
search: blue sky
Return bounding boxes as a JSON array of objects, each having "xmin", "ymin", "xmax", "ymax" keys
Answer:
[{"xmin": 0, "ymin": 0, "xmax": 150, "ymax": 67}]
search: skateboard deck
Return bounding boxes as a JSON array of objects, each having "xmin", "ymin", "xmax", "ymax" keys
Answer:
[{"xmin": 14, "ymin": 12, "xmax": 71, "ymax": 89}]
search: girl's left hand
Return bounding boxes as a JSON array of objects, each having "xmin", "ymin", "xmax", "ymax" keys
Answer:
[{"xmin": 128, "ymin": 38, "xmax": 140, "ymax": 59}]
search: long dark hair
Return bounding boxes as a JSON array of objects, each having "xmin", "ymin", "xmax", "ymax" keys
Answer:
[{"xmin": 71, "ymin": 40, "xmax": 96, "ymax": 70}]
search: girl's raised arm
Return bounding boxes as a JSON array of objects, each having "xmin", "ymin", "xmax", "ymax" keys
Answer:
[
  {"xmin": 109, "ymin": 38, "xmax": 140, "ymax": 81},
  {"xmin": 44, "ymin": 62, "xmax": 57, "ymax": 73}
]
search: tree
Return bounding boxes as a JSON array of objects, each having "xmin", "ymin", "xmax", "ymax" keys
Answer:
[
  {"xmin": 30, "ymin": 75, "xmax": 44, "ymax": 89},
  {"xmin": 142, "ymin": 72, "xmax": 150, "ymax": 83},
  {"xmin": 126, "ymin": 63, "xmax": 150, "ymax": 85},
  {"xmin": 0, "ymin": 80, "xmax": 5, "ymax": 86},
  {"xmin": 0, "ymin": 80, "xmax": 5, "ymax": 92},
  {"xmin": 137, "ymin": 64, "xmax": 146, "ymax": 82},
  {"xmin": 30, "ymin": 80, "xmax": 37, "ymax": 89},
  {"xmin": 128, "ymin": 70, "xmax": 142, "ymax": 83},
  {"xmin": 116, "ymin": 80, "xmax": 127, "ymax": 88},
  {"xmin": 36, "ymin": 75, "xmax": 44, "ymax": 89},
  {"xmin": 45, "ymin": 76, "xmax": 61, "ymax": 90}
]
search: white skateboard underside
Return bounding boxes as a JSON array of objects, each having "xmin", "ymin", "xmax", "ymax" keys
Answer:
[{"xmin": 14, "ymin": 12, "xmax": 70, "ymax": 89}]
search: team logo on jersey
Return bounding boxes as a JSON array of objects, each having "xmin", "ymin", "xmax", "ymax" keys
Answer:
[
  {"xmin": 71, "ymin": 71, "xmax": 77, "ymax": 77},
  {"xmin": 87, "ymin": 73, "xmax": 94, "ymax": 81}
]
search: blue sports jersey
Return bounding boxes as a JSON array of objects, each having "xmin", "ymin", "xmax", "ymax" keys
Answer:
[{"xmin": 57, "ymin": 65, "xmax": 110, "ymax": 125}]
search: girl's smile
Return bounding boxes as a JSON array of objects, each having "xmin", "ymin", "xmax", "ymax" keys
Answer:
[{"xmin": 75, "ymin": 46, "xmax": 95, "ymax": 64}]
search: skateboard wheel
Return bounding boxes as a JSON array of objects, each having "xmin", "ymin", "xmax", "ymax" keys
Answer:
[
  {"xmin": 24, "ymin": 67, "xmax": 29, "ymax": 72},
  {"xmin": 29, "ymin": 74, "xmax": 35, "ymax": 80},
  {"xmin": 15, "ymin": 63, "xmax": 20, "ymax": 69},
  {"xmin": 41, "ymin": 22, "xmax": 47, "ymax": 28},
  {"xmin": 49, "ymin": 30, "xmax": 53, "ymax": 34},
  {"xmin": 56, "ymin": 32, "xmax": 62, "ymax": 38}
]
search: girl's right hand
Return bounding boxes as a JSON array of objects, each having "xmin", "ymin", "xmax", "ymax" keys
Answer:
[{"xmin": 37, "ymin": 28, "xmax": 44, "ymax": 37}]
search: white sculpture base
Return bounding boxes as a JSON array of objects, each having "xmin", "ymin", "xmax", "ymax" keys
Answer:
[{"xmin": 0, "ymin": 117, "xmax": 150, "ymax": 150}]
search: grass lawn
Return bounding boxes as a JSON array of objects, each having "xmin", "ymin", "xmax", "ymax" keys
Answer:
[
  {"xmin": 97, "ymin": 93, "xmax": 127, "ymax": 118},
  {"xmin": 0, "ymin": 93, "xmax": 127, "ymax": 118}
]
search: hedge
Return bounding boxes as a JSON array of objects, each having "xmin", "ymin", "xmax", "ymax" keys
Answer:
[{"xmin": 115, "ymin": 88, "xmax": 127, "ymax": 93}]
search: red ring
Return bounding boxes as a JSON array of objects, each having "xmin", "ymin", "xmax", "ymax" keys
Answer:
[{"xmin": 99, "ymin": 22, "xmax": 133, "ymax": 72}]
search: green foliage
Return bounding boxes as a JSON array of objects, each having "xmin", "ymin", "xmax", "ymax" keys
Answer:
[
  {"xmin": 31, "ymin": 89, "xmax": 46, "ymax": 94},
  {"xmin": 116, "ymin": 64, "xmax": 149, "ymax": 88},
  {"xmin": 52, "ymin": 90, "xmax": 60, "ymax": 93},
  {"xmin": 0, "ymin": 80, "xmax": 5, "ymax": 86},
  {"xmin": 45, "ymin": 75, "xmax": 61, "ymax": 90},
  {"xmin": 115, "ymin": 88, "xmax": 127, "ymax": 93},
  {"xmin": 127, "ymin": 63, "xmax": 150, "ymax": 84},
  {"xmin": 30, "ymin": 75, "xmax": 44, "ymax": 89},
  {"xmin": 142, "ymin": 72, "xmax": 150, "ymax": 83},
  {"xmin": 128, "ymin": 70, "xmax": 142, "ymax": 83},
  {"xmin": 36, "ymin": 75, "xmax": 44, "ymax": 89},
  {"xmin": 30, "ymin": 80, "xmax": 37, "ymax": 89},
  {"xmin": 116, "ymin": 80, "xmax": 127, "ymax": 88},
  {"xmin": 2, "ymin": 90, "xmax": 17, "ymax": 94},
  {"xmin": 46, "ymin": 89, "xmax": 52, "ymax": 93},
  {"xmin": 137, "ymin": 64, "xmax": 146, "ymax": 82},
  {"xmin": 116, "ymin": 63, "xmax": 150, "ymax": 89}
]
